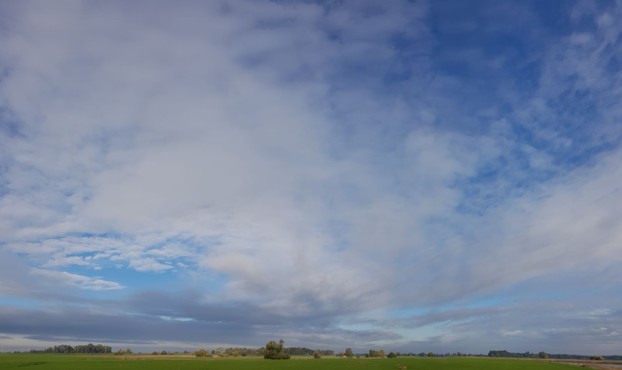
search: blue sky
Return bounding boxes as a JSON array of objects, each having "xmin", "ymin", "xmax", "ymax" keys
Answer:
[{"xmin": 1, "ymin": 0, "xmax": 622, "ymax": 355}]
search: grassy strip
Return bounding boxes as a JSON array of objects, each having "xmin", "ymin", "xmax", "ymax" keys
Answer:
[{"xmin": 0, "ymin": 354, "xmax": 585, "ymax": 370}]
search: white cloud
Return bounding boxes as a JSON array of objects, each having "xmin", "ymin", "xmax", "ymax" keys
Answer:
[
  {"xmin": 0, "ymin": 0, "xmax": 443, "ymax": 311},
  {"xmin": 1, "ymin": 0, "xmax": 622, "ymax": 353},
  {"xmin": 469, "ymin": 147, "xmax": 622, "ymax": 295},
  {"xmin": 30, "ymin": 268, "xmax": 123, "ymax": 291}
]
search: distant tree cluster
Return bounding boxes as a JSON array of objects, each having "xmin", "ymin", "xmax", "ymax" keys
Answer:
[
  {"xmin": 488, "ymin": 350, "xmax": 622, "ymax": 361},
  {"xmin": 286, "ymin": 347, "xmax": 335, "ymax": 356},
  {"xmin": 30, "ymin": 343, "xmax": 112, "ymax": 354},
  {"xmin": 114, "ymin": 348, "xmax": 133, "ymax": 355},
  {"xmin": 367, "ymin": 349, "xmax": 386, "ymax": 358},
  {"xmin": 189, "ymin": 344, "xmax": 333, "ymax": 358},
  {"xmin": 194, "ymin": 349, "xmax": 210, "ymax": 357},
  {"xmin": 209, "ymin": 346, "xmax": 259, "ymax": 357},
  {"xmin": 488, "ymin": 350, "xmax": 537, "ymax": 358},
  {"xmin": 338, "ymin": 348, "xmax": 354, "ymax": 358},
  {"xmin": 263, "ymin": 339, "xmax": 290, "ymax": 360}
]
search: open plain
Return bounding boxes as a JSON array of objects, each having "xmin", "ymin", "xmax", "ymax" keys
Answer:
[{"xmin": 0, "ymin": 354, "xmax": 603, "ymax": 370}]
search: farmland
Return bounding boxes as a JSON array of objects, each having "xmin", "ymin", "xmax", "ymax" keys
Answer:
[{"xmin": 0, "ymin": 354, "xmax": 594, "ymax": 370}]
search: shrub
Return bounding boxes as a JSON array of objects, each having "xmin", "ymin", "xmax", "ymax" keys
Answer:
[{"xmin": 194, "ymin": 349, "xmax": 210, "ymax": 357}]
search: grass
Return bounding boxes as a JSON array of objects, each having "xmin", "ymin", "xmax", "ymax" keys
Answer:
[{"xmin": 0, "ymin": 354, "xmax": 586, "ymax": 370}]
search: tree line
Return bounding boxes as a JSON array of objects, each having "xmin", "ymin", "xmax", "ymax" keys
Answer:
[
  {"xmin": 26, "ymin": 342, "xmax": 621, "ymax": 360},
  {"xmin": 192, "ymin": 341, "xmax": 336, "ymax": 359},
  {"xmin": 488, "ymin": 350, "xmax": 622, "ymax": 360},
  {"xmin": 30, "ymin": 343, "xmax": 112, "ymax": 354}
]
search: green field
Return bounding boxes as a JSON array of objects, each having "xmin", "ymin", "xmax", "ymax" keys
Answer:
[{"xmin": 0, "ymin": 354, "xmax": 587, "ymax": 370}]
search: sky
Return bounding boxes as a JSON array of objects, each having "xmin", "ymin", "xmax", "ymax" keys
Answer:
[{"xmin": 1, "ymin": 0, "xmax": 622, "ymax": 355}]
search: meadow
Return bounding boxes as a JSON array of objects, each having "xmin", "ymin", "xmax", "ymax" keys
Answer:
[{"xmin": 0, "ymin": 354, "xmax": 590, "ymax": 370}]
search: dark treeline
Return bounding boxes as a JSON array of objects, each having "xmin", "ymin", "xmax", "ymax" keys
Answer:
[
  {"xmin": 488, "ymin": 350, "xmax": 622, "ymax": 360},
  {"xmin": 24, "ymin": 344, "xmax": 622, "ymax": 359},
  {"xmin": 30, "ymin": 343, "xmax": 112, "ymax": 354},
  {"xmin": 192, "ymin": 346, "xmax": 334, "ymax": 357},
  {"xmin": 285, "ymin": 347, "xmax": 334, "ymax": 356},
  {"xmin": 488, "ymin": 350, "xmax": 546, "ymax": 358}
]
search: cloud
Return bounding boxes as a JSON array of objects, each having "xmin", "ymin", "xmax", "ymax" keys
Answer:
[
  {"xmin": 0, "ymin": 0, "xmax": 439, "ymax": 311},
  {"xmin": 465, "ymin": 149, "xmax": 622, "ymax": 295},
  {"xmin": 30, "ymin": 268, "xmax": 123, "ymax": 291},
  {"xmin": 0, "ymin": 0, "xmax": 622, "ymax": 354}
]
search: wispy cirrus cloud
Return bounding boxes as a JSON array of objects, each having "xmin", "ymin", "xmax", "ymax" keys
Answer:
[{"xmin": 30, "ymin": 268, "xmax": 123, "ymax": 291}]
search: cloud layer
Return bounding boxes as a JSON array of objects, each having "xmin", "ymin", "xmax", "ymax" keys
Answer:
[{"xmin": 1, "ymin": 0, "xmax": 622, "ymax": 354}]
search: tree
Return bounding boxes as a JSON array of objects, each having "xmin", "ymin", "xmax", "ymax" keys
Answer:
[
  {"xmin": 114, "ymin": 348, "xmax": 133, "ymax": 355},
  {"xmin": 263, "ymin": 339, "xmax": 290, "ymax": 360},
  {"xmin": 194, "ymin": 349, "xmax": 210, "ymax": 357},
  {"xmin": 313, "ymin": 350, "xmax": 321, "ymax": 359},
  {"xmin": 368, "ymin": 349, "xmax": 385, "ymax": 358},
  {"xmin": 344, "ymin": 348, "xmax": 354, "ymax": 358}
]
